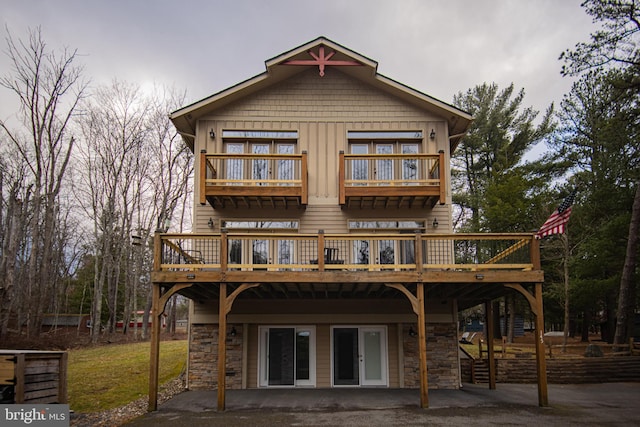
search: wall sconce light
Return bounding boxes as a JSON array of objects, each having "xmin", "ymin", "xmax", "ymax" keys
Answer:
[
  {"xmin": 209, "ymin": 129, "xmax": 215, "ymax": 139},
  {"xmin": 208, "ymin": 217, "xmax": 214, "ymax": 229},
  {"xmin": 409, "ymin": 326, "xmax": 417, "ymax": 337},
  {"xmin": 432, "ymin": 218, "xmax": 439, "ymax": 229},
  {"xmin": 229, "ymin": 326, "xmax": 237, "ymax": 337},
  {"xmin": 430, "ymin": 129, "xmax": 436, "ymax": 140}
]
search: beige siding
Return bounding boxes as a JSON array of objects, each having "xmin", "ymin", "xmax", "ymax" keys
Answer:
[
  {"xmin": 246, "ymin": 324, "xmax": 258, "ymax": 388},
  {"xmin": 316, "ymin": 324, "xmax": 331, "ymax": 387},
  {"xmin": 192, "ymin": 67, "xmax": 451, "ymax": 235}
]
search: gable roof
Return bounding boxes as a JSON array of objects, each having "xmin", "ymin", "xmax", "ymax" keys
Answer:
[{"xmin": 171, "ymin": 36, "xmax": 472, "ymax": 150}]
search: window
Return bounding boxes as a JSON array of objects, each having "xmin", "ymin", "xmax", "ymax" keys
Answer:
[
  {"xmin": 224, "ymin": 221, "xmax": 298, "ymax": 269},
  {"xmin": 347, "ymin": 131, "xmax": 422, "ymax": 186},
  {"xmin": 222, "ymin": 131, "xmax": 298, "ymax": 185},
  {"xmin": 348, "ymin": 220, "xmax": 424, "ymax": 267}
]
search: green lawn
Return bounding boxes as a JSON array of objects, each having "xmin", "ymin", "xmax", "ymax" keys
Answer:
[{"xmin": 67, "ymin": 340, "xmax": 187, "ymax": 413}]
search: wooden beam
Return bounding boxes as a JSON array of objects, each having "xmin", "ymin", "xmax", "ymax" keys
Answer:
[
  {"xmin": 485, "ymin": 300, "xmax": 496, "ymax": 390},
  {"xmin": 217, "ymin": 283, "xmax": 227, "ymax": 411},
  {"xmin": 534, "ymin": 282, "xmax": 549, "ymax": 406},
  {"xmin": 417, "ymin": 283, "xmax": 429, "ymax": 408},
  {"xmin": 148, "ymin": 283, "xmax": 161, "ymax": 411}
]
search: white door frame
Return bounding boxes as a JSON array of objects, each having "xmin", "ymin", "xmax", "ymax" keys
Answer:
[
  {"xmin": 258, "ymin": 325, "xmax": 316, "ymax": 388},
  {"xmin": 330, "ymin": 325, "xmax": 388, "ymax": 387}
]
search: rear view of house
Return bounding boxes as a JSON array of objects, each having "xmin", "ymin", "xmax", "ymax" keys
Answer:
[{"xmin": 148, "ymin": 37, "xmax": 547, "ymax": 410}]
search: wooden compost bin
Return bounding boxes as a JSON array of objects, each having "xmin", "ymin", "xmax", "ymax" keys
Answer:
[{"xmin": 0, "ymin": 350, "xmax": 68, "ymax": 403}]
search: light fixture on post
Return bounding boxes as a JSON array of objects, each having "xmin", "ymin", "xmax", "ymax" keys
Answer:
[
  {"xmin": 432, "ymin": 218, "xmax": 439, "ymax": 229},
  {"xmin": 209, "ymin": 129, "xmax": 215, "ymax": 139},
  {"xmin": 208, "ymin": 217, "xmax": 214, "ymax": 229},
  {"xmin": 430, "ymin": 129, "xmax": 436, "ymax": 140}
]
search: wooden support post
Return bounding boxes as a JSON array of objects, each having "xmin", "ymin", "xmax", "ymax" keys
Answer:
[
  {"xmin": 417, "ymin": 283, "xmax": 428, "ymax": 408},
  {"xmin": 148, "ymin": 282, "xmax": 161, "ymax": 411},
  {"xmin": 217, "ymin": 283, "xmax": 227, "ymax": 411},
  {"xmin": 301, "ymin": 151, "xmax": 308, "ymax": 205},
  {"xmin": 534, "ymin": 282, "xmax": 549, "ymax": 406},
  {"xmin": 485, "ymin": 300, "xmax": 496, "ymax": 389}
]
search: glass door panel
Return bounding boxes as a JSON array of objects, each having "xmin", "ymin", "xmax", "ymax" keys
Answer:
[
  {"xmin": 277, "ymin": 143, "xmax": 295, "ymax": 185},
  {"xmin": 268, "ymin": 328, "xmax": 295, "ymax": 386},
  {"xmin": 225, "ymin": 143, "xmax": 244, "ymax": 184},
  {"xmin": 333, "ymin": 328, "xmax": 359, "ymax": 385},
  {"xmin": 360, "ymin": 328, "xmax": 386, "ymax": 386},
  {"xmin": 401, "ymin": 144, "xmax": 419, "ymax": 184},
  {"xmin": 351, "ymin": 144, "xmax": 368, "ymax": 184},
  {"xmin": 252, "ymin": 144, "xmax": 269, "ymax": 185},
  {"xmin": 375, "ymin": 144, "xmax": 393, "ymax": 184}
]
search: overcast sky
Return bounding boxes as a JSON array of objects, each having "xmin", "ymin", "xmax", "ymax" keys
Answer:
[{"xmin": 1, "ymin": 0, "xmax": 597, "ymax": 134}]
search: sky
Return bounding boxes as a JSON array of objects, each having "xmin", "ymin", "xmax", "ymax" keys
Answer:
[{"xmin": 1, "ymin": 0, "xmax": 597, "ymax": 144}]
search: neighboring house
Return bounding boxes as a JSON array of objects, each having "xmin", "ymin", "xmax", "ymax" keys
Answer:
[
  {"xmin": 148, "ymin": 37, "xmax": 547, "ymax": 410},
  {"xmin": 41, "ymin": 314, "xmax": 91, "ymax": 333}
]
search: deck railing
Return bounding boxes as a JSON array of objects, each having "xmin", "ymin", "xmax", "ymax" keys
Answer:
[
  {"xmin": 156, "ymin": 232, "xmax": 538, "ymax": 273},
  {"xmin": 339, "ymin": 151, "xmax": 446, "ymax": 204},
  {"xmin": 199, "ymin": 151, "xmax": 308, "ymax": 204}
]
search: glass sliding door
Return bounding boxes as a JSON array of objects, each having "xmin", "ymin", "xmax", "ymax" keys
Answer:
[
  {"xmin": 332, "ymin": 326, "xmax": 388, "ymax": 387},
  {"xmin": 259, "ymin": 326, "xmax": 315, "ymax": 387}
]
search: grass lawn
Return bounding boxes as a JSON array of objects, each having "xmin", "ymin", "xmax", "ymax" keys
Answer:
[{"xmin": 68, "ymin": 339, "xmax": 187, "ymax": 413}]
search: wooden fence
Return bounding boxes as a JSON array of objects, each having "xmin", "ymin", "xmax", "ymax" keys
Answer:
[{"xmin": 0, "ymin": 350, "xmax": 67, "ymax": 404}]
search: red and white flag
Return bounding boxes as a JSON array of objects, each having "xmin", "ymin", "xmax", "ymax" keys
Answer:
[{"xmin": 536, "ymin": 190, "xmax": 576, "ymax": 239}]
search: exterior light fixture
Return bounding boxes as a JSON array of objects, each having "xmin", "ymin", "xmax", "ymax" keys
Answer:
[
  {"xmin": 409, "ymin": 326, "xmax": 417, "ymax": 337},
  {"xmin": 208, "ymin": 217, "xmax": 214, "ymax": 229},
  {"xmin": 432, "ymin": 218, "xmax": 439, "ymax": 229},
  {"xmin": 209, "ymin": 129, "xmax": 215, "ymax": 139},
  {"xmin": 229, "ymin": 326, "xmax": 237, "ymax": 337},
  {"xmin": 186, "ymin": 273, "xmax": 196, "ymax": 280},
  {"xmin": 430, "ymin": 129, "xmax": 436, "ymax": 140},
  {"xmin": 475, "ymin": 274, "xmax": 484, "ymax": 280}
]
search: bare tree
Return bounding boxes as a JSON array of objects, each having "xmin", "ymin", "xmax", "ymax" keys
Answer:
[{"xmin": 0, "ymin": 26, "xmax": 87, "ymax": 338}]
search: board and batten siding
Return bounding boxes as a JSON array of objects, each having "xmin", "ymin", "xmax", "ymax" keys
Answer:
[{"xmin": 192, "ymin": 67, "xmax": 452, "ymax": 234}]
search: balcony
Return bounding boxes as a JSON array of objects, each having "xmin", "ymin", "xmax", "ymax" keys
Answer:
[
  {"xmin": 152, "ymin": 232, "xmax": 542, "ymax": 309},
  {"xmin": 199, "ymin": 151, "xmax": 308, "ymax": 209},
  {"xmin": 339, "ymin": 151, "xmax": 446, "ymax": 209}
]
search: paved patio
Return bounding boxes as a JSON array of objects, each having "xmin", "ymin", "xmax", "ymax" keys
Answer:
[{"xmin": 122, "ymin": 383, "xmax": 640, "ymax": 426}]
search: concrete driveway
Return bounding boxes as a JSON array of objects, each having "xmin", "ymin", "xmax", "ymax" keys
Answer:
[{"xmin": 124, "ymin": 383, "xmax": 640, "ymax": 426}]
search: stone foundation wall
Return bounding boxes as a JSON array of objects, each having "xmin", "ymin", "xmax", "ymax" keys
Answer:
[
  {"xmin": 188, "ymin": 323, "xmax": 243, "ymax": 390},
  {"xmin": 403, "ymin": 323, "xmax": 459, "ymax": 389}
]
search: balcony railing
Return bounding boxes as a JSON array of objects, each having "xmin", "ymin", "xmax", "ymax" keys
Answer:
[
  {"xmin": 154, "ymin": 231, "xmax": 539, "ymax": 273},
  {"xmin": 199, "ymin": 151, "xmax": 308, "ymax": 208},
  {"xmin": 339, "ymin": 151, "xmax": 446, "ymax": 208}
]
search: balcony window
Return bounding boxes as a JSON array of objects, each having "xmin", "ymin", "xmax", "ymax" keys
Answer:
[
  {"xmin": 347, "ymin": 132, "xmax": 422, "ymax": 186},
  {"xmin": 222, "ymin": 131, "xmax": 298, "ymax": 185}
]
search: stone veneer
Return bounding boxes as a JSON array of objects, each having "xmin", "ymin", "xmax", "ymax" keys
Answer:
[
  {"xmin": 403, "ymin": 323, "xmax": 459, "ymax": 389},
  {"xmin": 189, "ymin": 323, "xmax": 243, "ymax": 389},
  {"xmin": 189, "ymin": 322, "xmax": 460, "ymax": 390}
]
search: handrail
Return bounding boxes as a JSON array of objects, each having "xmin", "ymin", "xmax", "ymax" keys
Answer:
[{"xmin": 155, "ymin": 232, "xmax": 537, "ymax": 273}]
